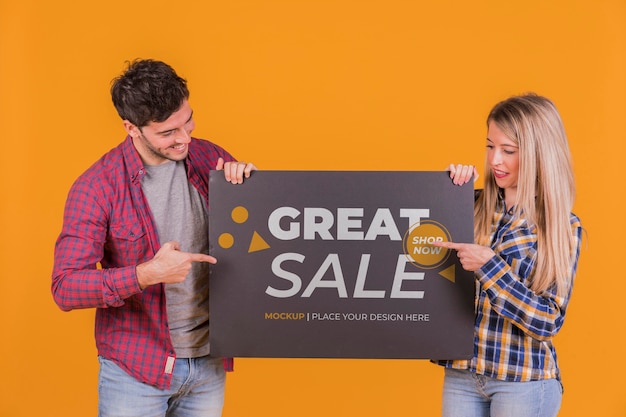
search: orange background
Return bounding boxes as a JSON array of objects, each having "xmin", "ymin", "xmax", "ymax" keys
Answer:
[{"xmin": 1, "ymin": 0, "xmax": 624, "ymax": 416}]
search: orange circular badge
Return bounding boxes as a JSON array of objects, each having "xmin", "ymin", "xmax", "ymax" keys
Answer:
[{"xmin": 403, "ymin": 220, "xmax": 451, "ymax": 269}]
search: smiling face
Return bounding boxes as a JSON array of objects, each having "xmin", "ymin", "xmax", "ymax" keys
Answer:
[
  {"xmin": 124, "ymin": 99, "xmax": 196, "ymax": 166},
  {"xmin": 486, "ymin": 121, "xmax": 520, "ymax": 206}
]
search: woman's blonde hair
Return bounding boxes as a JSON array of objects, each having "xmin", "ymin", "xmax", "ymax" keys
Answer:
[{"xmin": 474, "ymin": 93, "xmax": 576, "ymax": 297}]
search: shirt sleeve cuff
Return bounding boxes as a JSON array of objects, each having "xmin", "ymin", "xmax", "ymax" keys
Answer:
[
  {"xmin": 476, "ymin": 254, "xmax": 513, "ymax": 293},
  {"xmin": 104, "ymin": 266, "xmax": 143, "ymax": 305}
]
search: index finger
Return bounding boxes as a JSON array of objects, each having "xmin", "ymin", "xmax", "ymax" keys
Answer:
[
  {"xmin": 188, "ymin": 253, "xmax": 218, "ymax": 264},
  {"xmin": 431, "ymin": 241, "xmax": 462, "ymax": 250}
]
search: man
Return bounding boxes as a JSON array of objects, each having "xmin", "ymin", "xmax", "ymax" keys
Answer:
[{"xmin": 52, "ymin": 59, "xmax": 255, "ymax": 417}]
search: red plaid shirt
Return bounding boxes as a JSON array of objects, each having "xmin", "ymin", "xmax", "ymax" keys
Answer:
[{"xmin": 52, "ymin": 136, "xmax": 235, "ymax": 389}]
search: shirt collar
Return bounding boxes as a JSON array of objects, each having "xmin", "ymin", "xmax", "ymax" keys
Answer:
[{"xmin": 121, "ymin": 136, "xmax": 147, "ymax": 184}]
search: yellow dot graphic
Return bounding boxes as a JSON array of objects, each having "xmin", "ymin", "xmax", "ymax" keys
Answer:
[
  {"xmin": 231, "ymin": 206, "xmax": 249, "ymax": 224},
  {"xmin": 403, "ymin": 220, "xmax": 451, "ymax": 269},
  {"xmin": 218, "ymin": 233, "xmax": 235, "ymax": 249}
]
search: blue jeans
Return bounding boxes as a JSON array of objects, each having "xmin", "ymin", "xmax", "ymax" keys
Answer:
[
  {"xmin": 98, "ymin": 356, "xmax": 226, "ymax": 417},
  {"xmin": 442, "ymin": 368, "xmax": 562, "ymax": 417}
]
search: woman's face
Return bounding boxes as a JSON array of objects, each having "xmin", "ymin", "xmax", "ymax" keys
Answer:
[{"xmin": 486, "ymin": 121, "xmax": 520, "ymax": 200}]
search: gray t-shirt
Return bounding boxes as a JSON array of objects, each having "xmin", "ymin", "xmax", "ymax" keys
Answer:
[{"xmin": 141, "ymin": 160, "xmax": 211, "ymax": 358}]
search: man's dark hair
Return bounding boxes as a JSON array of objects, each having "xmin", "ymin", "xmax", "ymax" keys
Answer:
[{"xmin": 110, "ymin": 59, "xmax": 190, "ymax": 128}]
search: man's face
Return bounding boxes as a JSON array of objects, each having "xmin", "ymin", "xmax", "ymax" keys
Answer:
[{"xmin": 125, "ymin": 99, "xmax": 196, "ymax": 165}]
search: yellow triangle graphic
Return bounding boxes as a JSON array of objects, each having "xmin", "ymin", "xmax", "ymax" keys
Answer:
[
  {"xmin": 248, "ymin": 231, "xmax": 270, "ymax": 253},
  {"xmin": 439, "ymin": 264, "xmax": 456, "ymax": 283}
]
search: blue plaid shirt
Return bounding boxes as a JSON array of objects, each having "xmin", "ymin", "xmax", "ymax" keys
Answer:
[{"xmin": 437, "ymin": 202, "xmax": 583, "ymax": 382}]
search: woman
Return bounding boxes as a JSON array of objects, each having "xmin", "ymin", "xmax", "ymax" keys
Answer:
[{"xmin": 433, "ymin": 93, "xmax": 583, "ymax": 417}]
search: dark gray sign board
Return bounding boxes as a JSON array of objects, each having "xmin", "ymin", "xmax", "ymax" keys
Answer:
[{"xmin": 208, "ymin": 171, "xmax": 474, "ymax": 360}]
